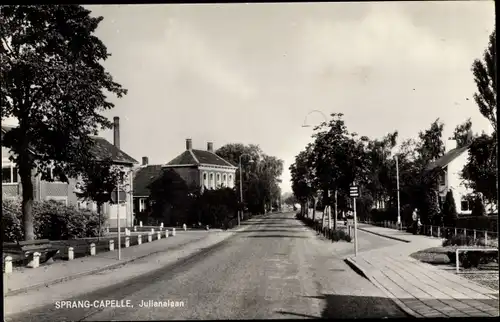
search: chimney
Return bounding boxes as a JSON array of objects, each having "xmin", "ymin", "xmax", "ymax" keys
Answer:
[
  {"xmin": 445, "ymin": 139, "xmax": 457, "ymax": 152},
  {"xmin": 207, "ymin": 142, "xmax": 214, "ymax": 152},
  {"xmin": 113, "ymin": 116, "xmax": 120, "ymax": 149},
  {"xmin": 186, "ymin": 138, "xmax": 192, "ymax": 150},
  {"xmin": 142, "ymin": 156, "xmax": 149, "ymax": 166}
]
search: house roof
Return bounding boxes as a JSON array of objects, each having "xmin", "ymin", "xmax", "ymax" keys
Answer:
[
  {"xmin": 426, "ymin": 144, "xmax": 470, "ymax": 171},
  {"xmin": 133, "ymin": 165, "xmax": 163, "ymax": 197},
  {"xmin": 1, "ymin": 125, "xmax": 137, "ymax": 165},
  {"xmin": 166, "ymin": 149, "xmax": 237, "ymax": 168}
]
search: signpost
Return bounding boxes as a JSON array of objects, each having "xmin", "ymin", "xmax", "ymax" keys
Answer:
[{"xmin": 349, "ymin": 184, "xmax": 359, "ymax": 256}]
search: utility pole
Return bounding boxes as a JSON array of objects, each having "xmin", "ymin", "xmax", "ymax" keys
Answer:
[{"xmin": 396, "ymin": 155, "xmax": 401, "ymax": 230}]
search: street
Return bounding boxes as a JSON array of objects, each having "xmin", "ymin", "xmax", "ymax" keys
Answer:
[{"xmin": 6, "ymin": 212, "xmax": 408, "ymax": 321}]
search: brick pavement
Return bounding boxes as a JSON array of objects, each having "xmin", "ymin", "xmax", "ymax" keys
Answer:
[{"xmin": 346, "ymin": 224, "xmax": 499, "ymax": 318}]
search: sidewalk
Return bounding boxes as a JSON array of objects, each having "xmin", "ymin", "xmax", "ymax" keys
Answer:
[
  {"xmin": 346, "ymin": 224, "xmax": 499, "ymax": 317},
  {"xmin": 4, "ymin": 222, "xmax": 252, "ymax": 297}
]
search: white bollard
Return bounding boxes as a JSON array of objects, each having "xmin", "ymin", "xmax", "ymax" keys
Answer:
[
  {"xmin": 109, "ymin": 240, "xmax": 115, "ymax": 251},
  {"xmin": 90, "ymin": 243, "xmax": 96, "ymax": 256},
  {"xmin": 160, "ymin": 222, "xmax": 164, "ymax": 228},
  {"xmin": 151, "ymin": 228, "xmax": 155, "ymax": 234},
  {"xmin": 437, "ymin": 227, "xmax": 441, "ymax": 238},
  {"xmin": 68, "ymin": 247, "xmax": 74, "ymax": 260},
  {"xmin": 165, "ymin": 230, "xmax": 169, "ymax": 238},
  {"xmin": 157, "ymin": 232, "xmax": 161, "ymax": 240},
  {"xmin": 172, "ymin": 228, "xmax": 176, "ymax": 236},
  {"xmin": 28, "ymin": 252, "xmax": 41, "ymax": 268},
  {"xmin": 134, "ymin": 226, "xmax": 137, "ymax": 232},
  {"xmin": 183, "ymin": 224, "xmax": 187, "ymax": 231},
  {"xmin": 148, "ymin": 232, "xmax": 153, "ymax": 243},
  {"xmin": 140, "ymin": 221, "xmax": 143, "ymax": 227},
  {"xmin": 4, "ymin": 256, "xmax": 13, "ymax": 274},
  {"xmin": 137, "ymin": 234, "xmax": 142, "ymax": 245},
  {"xmin": 125, "ymin": 236, "xmax": 130, "ymax": 248}
]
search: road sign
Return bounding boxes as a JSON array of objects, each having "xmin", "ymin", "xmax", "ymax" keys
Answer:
[
  {"xmin": 111, "ymin": 189, "xmax": 126, "ymax": 204},
  {"xmin": 349, "ymin": 185, "xmax": 359, "ymax": 197}
]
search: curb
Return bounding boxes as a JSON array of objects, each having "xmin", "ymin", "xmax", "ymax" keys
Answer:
[
  {"xmin": 344, "ymin": 257, "xmax": 422, "ymax": 318},
  {"xmin": 357, "ymin": 227, "xmax": 411, "ymax": 243},
  {"xmin": 5, "ymin": 233, "xmax": 213, "ymax": 297}
]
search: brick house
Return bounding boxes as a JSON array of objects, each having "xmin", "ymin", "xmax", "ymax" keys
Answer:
[
  {"xmin": 132, "ymin": 156, "xmax": 162, "ymax": 216},
  {"xmin": 164, "ymin": 139, "xmax": 237, "ymax": 190},
  {"xmin": 1, "ymin": 117, "xmax": 138, "ymax": 228},
  {"xmin": 426, "ymin": 139, "xmax": 475, "ymax": 215},
  {"xmin": 131, "ymin": 139, "xmax": 237, "ymax": 222}
]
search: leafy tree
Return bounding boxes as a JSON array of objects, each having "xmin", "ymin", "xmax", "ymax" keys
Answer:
[
  {"xmin": 451, "ymin": 118, "xmax": 474, "ymax": 148},
  {"xmin": 290, "ymin": 144, "xmax": 316, "ymax": 217},
  {"xmin": 462, "ymin": 134, "xmax": 497, "ymax": 208},
  {"xmin": 463, "ymin": 26, "xmax": 497, "ymax": 211},
  {"xmin": 1, "ymin": 6, "xmax": 127, "ymax": 240},
  {"xmin": 75, "ymin": 157, "xmax": 128, "ymax": 234},
  {"xmin": 148, "ymin": 169, "xmax": 192, "ymax": 226},
  {"xmin": 471, "ymin": 27, "xmax": 496, "ymax": 133},
  {"xmin": 442, "ymin": 190, "xmax": 458, "ymax": 227},
  {"xmin": 216, "ymin": 143, "xmax": 283, "ymax": 215}
]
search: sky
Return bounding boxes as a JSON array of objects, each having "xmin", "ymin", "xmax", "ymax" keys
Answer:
[{"xmin": 3, "ymin": 2, "xmax": 495, "ymax": 193}]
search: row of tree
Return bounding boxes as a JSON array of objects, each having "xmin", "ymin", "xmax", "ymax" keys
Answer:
[{"xmin": 289, "ymin": 27, "xmax": 497, "ymax": 228}]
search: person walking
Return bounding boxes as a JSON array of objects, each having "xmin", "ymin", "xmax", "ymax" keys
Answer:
[{"xmin": 412, "ymin": 208, "xmax": 418, "ymax": 234}]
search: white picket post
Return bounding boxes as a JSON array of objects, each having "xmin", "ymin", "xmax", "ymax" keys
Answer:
[{"xmin": 4, "ymin": 256, "xmax": 13, "ymax": 274}]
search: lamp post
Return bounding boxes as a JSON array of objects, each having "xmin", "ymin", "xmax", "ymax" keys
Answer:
[
  {"xmin": 395, "ymin": 155, "xmax": 401, "ymax": 229},
  {"xmin": 239, "ymin": 153, "xmax": 254, "ymax": 226}
]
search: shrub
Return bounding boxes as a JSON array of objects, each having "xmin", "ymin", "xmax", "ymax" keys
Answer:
[
  {"xmin": 442, "ymin": 190, "xmax": 457, "ymax": 227},
  {"xmin": 442, "ymin": 235, "xmax": 485, "ymax": 247},
  {"xmin": 330, "ymin": 229, "xmax": 351, "ymax": 242},
  {"xmin": 2, "ymin": 197, "xmax": 106, "ymax": 242},
  {"xmin": 471, "ymin": 195, "xmax": 486, "ymax": 217}
]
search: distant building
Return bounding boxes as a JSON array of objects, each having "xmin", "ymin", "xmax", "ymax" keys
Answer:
[
  {"xmin": 164, "ymin": 139, "xmax": 237, "ymax": 191},
  {"xmin": 426, "ymin": 139, "xmax": 474, "ymax": 215},
  {"xmin": 132, "ymin": 156, "xmax": 163, "ymax": 216},
  {"xmin": 2, "ymin": 117, "xmax": 138, "ymax": 228}
]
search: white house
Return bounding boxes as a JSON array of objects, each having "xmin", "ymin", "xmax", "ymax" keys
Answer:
[{"xmin": 426, "ymin": 139, "xmax": 475, "ymax": 215}]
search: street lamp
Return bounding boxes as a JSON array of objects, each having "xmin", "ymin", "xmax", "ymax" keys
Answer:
[
  {"xmin": 239, "ymin": 153, "xmax": 254, "ymax": 226},
  {"xmin": 395, "ymin": 154, "xmax": 401, "ymax": 229},
  {"xmin": 302, "ymin": 110, "xmax": 329, "ymax": 128}
]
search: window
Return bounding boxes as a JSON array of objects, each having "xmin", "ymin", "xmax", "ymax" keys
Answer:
[
  {"xmin": 209, "ymin": 173, "xmax": 214, "ymax": 188},
  {"xmin": 222, "ymin": 174, "xmax": 227, "ymax": 187},
  {"xmin": 216, "ymin": 173, "xmax": 220, "ymax": 186},
  {"xmin": 2, "ymin": 163, "xmax": 18, "ymax": 184},
  {"xmin": 44, "ymin": 166, "xmax": 66, "ymax": 182},
  {"xmin": 438, "ymin": 171, "xmax": 446, "ymax": 185},
  {"xmin": 228, "ymin": 174, "xmax": 233, "ymax": 187},
  {"xmin": 460, "ymin": 197, "xmax": 471, "ymax": 212},
  {"xmin": 139, "ymin": 198, "xmax": 146, "ymax": 212}
]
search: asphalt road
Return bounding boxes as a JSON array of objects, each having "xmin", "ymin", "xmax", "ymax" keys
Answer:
[{"xmin": 6, "ymin": 212, "xmax": 409, "ymax": 321}]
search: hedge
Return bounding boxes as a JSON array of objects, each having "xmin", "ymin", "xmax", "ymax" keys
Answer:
[{"xmin": 2, "ymin": 197, "xmax": 106, "ymax": 242}]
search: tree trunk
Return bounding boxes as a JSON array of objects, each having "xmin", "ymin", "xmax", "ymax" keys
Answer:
[
  {"xmin": 312, "ymin": 197, "xmax": 316, "ymax": 222},
  {"xmin": 97, "ymin": 203, "xmax": 103, "ymax": 238},
  {"xmin": 20, "ymin": 164, "xmax": 35, "ymax": 241}
]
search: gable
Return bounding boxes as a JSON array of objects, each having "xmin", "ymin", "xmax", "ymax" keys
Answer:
[
  {"xmin": 426, "ymin": 145, "xmax": 470, "ymax": 171},
  {"xmin": 133, "ymin": 165, "xmax": 163, "ymax": 197}
]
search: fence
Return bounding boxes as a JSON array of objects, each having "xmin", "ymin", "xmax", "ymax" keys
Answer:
[{"xmin": 359, "ymin": 219, "xmax": 498, "ymax": 248}]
